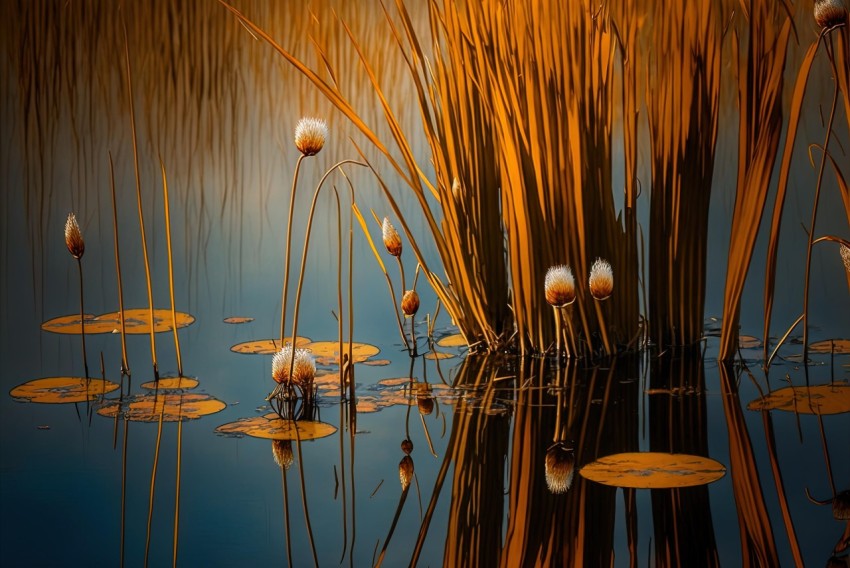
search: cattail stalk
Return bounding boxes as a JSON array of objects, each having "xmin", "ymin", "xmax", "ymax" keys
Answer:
[
  {"xmin": 160, "ymin": 158, "xmax": 183, "ymax": 377},
  {"xmin": 108, "ymin": 154, "xmax": 129, "ymax": 376}
]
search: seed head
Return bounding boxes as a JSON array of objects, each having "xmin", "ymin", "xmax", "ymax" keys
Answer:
[
  {"xmin": 382, "ymin": 217, "xmax": 402, "ymax": 257},
  {"xmin": 294, "ymin": 117, "xmax": 328, "ymax": 156},
  {"xmin": 291, "ymin": 347, "xmax": 316, "ymax": 389},
  {"xmin": 401, "ymin": 289, "xmax": 420, "ymax": 317},
  {"xmin": 64, "ymin": 213, "xmax": 85, "ymax": 259},
  {"xmin": 588, "ymin": 258, "xmax": 614, "ymax": 301},
  {"xmin": 401, "ymin": 439, "xmax": 413, "ymax": 455},
  {"xmin": 271, "ymin": 345, "xmax": 294, "ymax": 384},
  {"xmin": 399, "ymin": 455, "xmax": 414, "ymax": 490},
  {"xmin": 814, "ymin": 0, "xmax": 848, "ymax": 29},
  {"xmin": 544, "ymin": 265, "xmax": 576, "ymax": 307},
  {"xmin": 417, "ymin": 395, "xmax": 434, "ymax": 416},
  {"xmin": 544, "ymin": 443, "xmax": 575, "ymax": 494},
  {"xmin": 272, "ymin": 439, "xmax": 294, "ymax": 470}
]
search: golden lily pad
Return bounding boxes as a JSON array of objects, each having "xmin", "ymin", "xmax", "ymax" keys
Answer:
[
  {"xmin": 809, "ymin": 339, "xmax": 850, "ymax": 354},
  {"xmin": 97, "ymin": 393, "xmax": 226, "ymax": 422},
  {"xmin": 10, "ymin": 377, "xmax": 119, "ymax": 403},
  {"xmin": 230, "ymin": 337, "xmax": 312, "ymax": 354},
  {"xmin": 355, "ymin": 398, "xmax": 381, "ymax": 413},
  {"xmin": 436, "ymin": 333, "xmax": 466, "ymax": 348},
  {"xmin": 425, "ymin": 351, "xmax": 455, "ymax": 360},
  {"xmin": 140, "ymin": 376, "xmax": 199, "ymax": 390},
  {"xmin": 747, "ymin": 383, "xmax": 850, "ymax": 415},
  {"xmin": 362, "ymin": 359, "xmax": 391, "ymax": 366},
  {"xmin": 40, "ymin": 314, "xmax": 97, "ymax": 334},
  {"xmin": 215, "ymin": 413, "xmax": 337, "ymax": 440},
  {"xmin": 224, "ymin": 316, "xmax": 254, "ymax": 324},
  {"xmin": 738, "ymin": 335, "xmax": 762, "ymax": 349},
  {"xmin": 579, "ymin": 452, "xmax": 726, "ymax": 489},
  {"xmin": 377, "ymin": 377, "xmax": 413, "ymax": 387},
  {"xmin": 303, "ymin": 341, "xmax": 380, "ymax": 365}
]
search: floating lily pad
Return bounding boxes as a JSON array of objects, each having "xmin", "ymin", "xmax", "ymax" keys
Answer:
[
  {"xmin": 10, "ymin": 377, "xmax": 119, "ymax": 403},
  {"xmin": 224, "ymin": 316, "xmax": 254, "ymax": 324},
  {"xmin": 97, "ymin": 393, "xmax": 225, "ymax": 422},
  {"xmin": 355, "ymin": 398, "xmax": 381, "ymax": 413},
  {"xmin": 425, "ymin": 351, "xmax": 455, "ymax": 360},
  {"xmin": 436, "ymin": 333, "xmax": 466, "ymax": 348},
  {"xmin": 39, "ymin": 314, "xmax": 97, "ymax": 334},
  {"xmin": 809, "ymin": 339, "xmax": 850, "ymax": 354},
  {"xmin": 377, "ymin": 377, "xmax": 412, "ymax": 387},
  {"xmin": 140, "ymin": 376, "xmax": 199, "ymax": 390},
  {"xmin": 579, "ymin": 452, "xmax": 726, "ymax": 489},
  {"xmin": 230, "ymin": 337, "xmax": 312, "ymax": 354},
  {"xmin": 747, "ymin": 383, "xmax": 850, "ymax": 415},
  {"xmin": 738, "ymin": 335, "xmax": 762, "ymax": 349},
  {"xmin": 303, "ymin": 341, "xmax": 380, "ymax": 365},
  {"xmin": 215, "ymin": 413, "xmax": 337, "ymax": 440},
  {"xmin": 362, "ymin": 359, "xmax": 391, "ymax": 367}
]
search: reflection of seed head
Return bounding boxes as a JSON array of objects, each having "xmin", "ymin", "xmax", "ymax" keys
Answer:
[
  {"xmin": 402, "ymin": 290, "xmax": 420, "ymax": 317},
  {"xmin": 64, "ymin": 213, "xmax": 85, "ymax": 259},
  {"xmin": 834, "ymin": 490, "xmax": 850, "ymax": 520},
  {"xmin": 382, "ymin": 217, "xmax": 403, "ymax": 257},
  {"xmin": 545, "ymin": 443, "xmax": 575, "ymax": 494},
  {"xmin": 417, "ymin": 396, "xmax": 434, "ymax": 416},
  {"xmin": 545, "ymin": 265, "xmax": 576, "ymax": 307},
  {"xmin": 401, "ymin": 439, "xmax": 413, "ymax": 455},
  {"xmin": 272, "ymin": 439, "xmax": 294, "ymax": 470},
  {"xmin": 589, "ymin": 258, "xmax": 614, "ymax": 301},
  {"xmin": 814, "ymin": 0, "xmax": 848, "ymax": 29},
  {"xmin": 840, "ymin": 244, "xmax": 850, "ymax": 274},
  {"xmin": 399, "ymin": 455, "xmax": 414, "ymax": 490},
  {"xmin": 294, "ymin": 117, "xmax": 328, "ymax": 156}
]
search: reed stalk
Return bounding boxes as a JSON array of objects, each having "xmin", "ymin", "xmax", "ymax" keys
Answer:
[
  {"xmin": 123, "ymin": 14, "xmax": 158, "ymax": 380},
  {"xmin": 280, "ymin": 153, "xmax": 307, "ymax": 346},
  {"xmin": 718, "ymin": 0, "xmax": 792, "ymax": 361},
  {"xmin": 160, "ymin": 158, "xmax": 183, "ymax": 376},
  {"xmin": 109, "ymin": 153, "xmax": 130, "ymax": 376}
]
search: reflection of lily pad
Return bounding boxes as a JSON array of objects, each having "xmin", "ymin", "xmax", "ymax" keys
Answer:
[
  {"xmin": 215, "ymin": 413, "xmax": 337, "ymax": 440},
  {"xmin": 303, "ymin": 341, "xmax": 379, "ymax": 365},
  {"xmin": 224, "ymin": 317, "xmax": 254, "ymax": 324},
  {"xmin": 579, "ymin": 452, "xmax": 726, "ymax": 489},
  {"xmin": 747, "ymin": 383, "xmax": 850, "ymax": 415},
  {"xmin": 97, "ymin": 393, "xmax": 226, "ymax": 422},
  {"xmin": 738, "ymin": 335, "xmax": 762, "ymax": 349},
  {"xmin": 809, "ymin": 339, "xmax": 850, "ymax": 354},
  {"xmin": 141, "ymin": 376, "xmax": 199, "ymax": 390},
  {"xmin": 436, "ymin": 333, "xmax": 466, "ymax": 348},
  {"xmin": 10, "ymin": 377, "xmax": 120, "ymax": 403},
  {"xmin": 230, "ymin": 337, "xmax": 311, "ymax": 354}
]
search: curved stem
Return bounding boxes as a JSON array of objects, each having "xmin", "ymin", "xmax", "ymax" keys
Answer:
[
  {"xmin": 289, "ymin": 160, "xmax": 367, "ymax": 383},
  {"xmin": 280, "ymin": 154, "xmax": 307, "ymax": 345},
  {"xmin": 802, "ymin": 34, "xmax": 839, "ymax": 363}
]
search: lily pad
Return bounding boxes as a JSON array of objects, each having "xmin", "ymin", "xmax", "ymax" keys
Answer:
[
  {"xmin": 362, "ymin": 359, "xmax": 391, "ymax": 367},
  {"xmin": 224, "ymin": 317, "xmax": 254, "ymax": 324},
  {"xmin": 140, "ymin": 376, "xmax": 199, "ymax": 390},
  {"xmin": 303, "ymin": 341, "xmax": 380, "ymax": 366},
  {"xmin": 809, "ymin": 339, "xmax": 850, "ymax": 354},
  {"xmin": 425, "ymin": 351, "xmax": 455, "ymax": 360},
  {"xmin": 42, "ymin": 309, "xmax": 194, "ymax": 334},
  {"xmin": 579, "ymin": 452, "xmax": 726, "ymax": 489},
  {"xmin": 436, "ymin": 333, "xmax": 466, "ymax": 348},
  {"xmin": 39, "ymin": 314, "xmax": 98, "ymax": 334},
  {"xmin": 10, "ymin": 377, "xmax": 120, "ymax": 403},
  {"xmin": 738, "ymin": 335, "xmax": 762, "ymax": 349},
  {"xmin": 97, "ymin": 393, "xmax": 226, "ymax": 422},
  {"xmin": 747, "ymin": 383, "xmax": 850, "ymax": 415},
  {"xmin": 215, "ymin": 413, "xmax": 337, "ymax": 440},
  {"xmin": 230, "ymin": 337, "xmax": 311, "ymax": 354}
]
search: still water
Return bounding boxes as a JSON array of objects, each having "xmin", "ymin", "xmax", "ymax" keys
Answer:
[{"xmin": 1, "ymin": 1, "xmax": 848, "ymax": 566}]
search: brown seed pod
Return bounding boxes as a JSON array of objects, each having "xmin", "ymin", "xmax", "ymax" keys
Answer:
[
  {"xmin": 401, "ymin": 290, "xmax": 420, "ymax": 317},
  {"xmin": 64, "ymin": 213, "xmax": 85, "ymax": 259}
]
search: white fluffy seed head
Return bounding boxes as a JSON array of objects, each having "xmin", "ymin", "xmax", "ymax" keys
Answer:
[
  {"xmin": 294, "ymin": 117, "xmax": 328, "ymax": 156},
  {"xmin": 545, "ymin": 265, "xmax": 576, "ymax": 307},
  {"xmin": 588, "ymin": 258, "xmax": 614, "ymax": 301}
]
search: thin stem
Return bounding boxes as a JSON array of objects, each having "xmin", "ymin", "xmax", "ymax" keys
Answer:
[
  {"xmin": 288, "ymin": 160, "xmax": 366, "ymax": 383},
  {"xmin": 108, "ymin": 153, "xmax": 129, "ymax": 376},
  {"xmin": 294, "ymin": 423, "xmax": 319, "ymax": 567},
  {"xmin": 76, "ymin": 257, "xmax": 89, "ymax": 379},
  {"xmin": 172, "ymin": 416, "xmax": 182, "ymax": 568},
  {"xmin": 160, "ymin": 158, "xmax": 183, "ymax": 376},
  {"xmin": 802, "ymin": 33, "xmax": 839, "ymax": 363},
  {"xmin": 280, "ymin": 154, "xmax": 307, "ymax": 346}
]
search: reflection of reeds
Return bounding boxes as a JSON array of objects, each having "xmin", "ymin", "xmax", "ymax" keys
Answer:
[
  {"xmin": 717, "ymin": 363, "xmax": 779, "ymax": 565},
  {"xmin": 718, "ymin": 0, "xmax": 792, "ymax": 361},
  {"xmin": 648, "ymin": 355, "xmax": 719, "ymax": 565}
]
